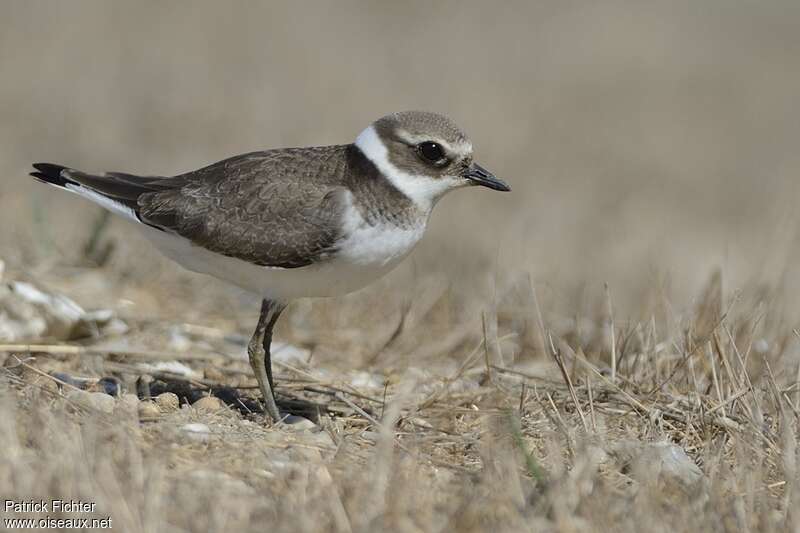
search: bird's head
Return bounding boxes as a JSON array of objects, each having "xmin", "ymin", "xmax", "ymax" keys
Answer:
[{"xmin": 355, "ymin": 111, "xmax": 510, "ymax": 209}]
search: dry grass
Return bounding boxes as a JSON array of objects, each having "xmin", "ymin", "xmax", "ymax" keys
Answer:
[
  {"xmin": 1, "ymin": 262, "xmax": 798, "ymax": 532},
  {"xmin": 1, "ymin": 2, "xmax": 800, "ymax": 531}
]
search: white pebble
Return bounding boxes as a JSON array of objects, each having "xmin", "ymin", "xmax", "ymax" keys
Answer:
[
  {"xmin": 282, "ymin": 415, "xmax": 316, "ymax": 431},
  {"xmin": 181, "ymin": 423, "xmax": 212, "ymax": 442}
]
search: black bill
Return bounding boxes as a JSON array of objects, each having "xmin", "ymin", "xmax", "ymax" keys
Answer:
[{"xmin": 463, "ymin": 163, "xmax": 510, "ymax": 191}]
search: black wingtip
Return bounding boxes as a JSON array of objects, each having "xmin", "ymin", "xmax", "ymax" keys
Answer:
[{"xmin": 30, "ymin": 162, "xmax": 70, "ymax": 186}]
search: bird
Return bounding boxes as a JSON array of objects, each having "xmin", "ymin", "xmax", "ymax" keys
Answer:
[{"xmin": 29, "ymin": 110, "xmax": 510, "ymax": 422}]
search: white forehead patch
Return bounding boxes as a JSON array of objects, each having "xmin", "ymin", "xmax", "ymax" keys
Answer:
[{"xmin": 355, "ymin": 125, "xmax": 465, "ymax": 211}]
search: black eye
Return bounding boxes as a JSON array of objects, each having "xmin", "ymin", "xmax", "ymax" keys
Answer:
[{"xmin": 417, "ymin": 141, "xmax": 446, "ymax": 165}]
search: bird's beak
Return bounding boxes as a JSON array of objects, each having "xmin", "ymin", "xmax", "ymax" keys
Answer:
[{"xmin": 463, "ymin": 163, "xmax": 511, "ymax": 192}]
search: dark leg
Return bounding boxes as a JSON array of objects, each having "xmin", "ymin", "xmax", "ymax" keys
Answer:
[{"xmin": 248, "ymin": 299, "xmax": 287, "ymax": 423}]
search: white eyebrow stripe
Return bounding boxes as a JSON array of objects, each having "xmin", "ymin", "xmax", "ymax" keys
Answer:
[{"xmin": 394, "ymin": 129, "xmax": 473, "ymax": 157}]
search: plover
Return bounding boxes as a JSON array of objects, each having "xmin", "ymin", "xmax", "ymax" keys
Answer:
[{"xmin": 30, "ymin": 111, "xmax": 510, "ymax": 422}]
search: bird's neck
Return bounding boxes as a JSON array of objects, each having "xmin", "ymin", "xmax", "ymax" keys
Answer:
[{"xmin": 344, "ymin": 144, "xmax": 428, "ymax": 229}]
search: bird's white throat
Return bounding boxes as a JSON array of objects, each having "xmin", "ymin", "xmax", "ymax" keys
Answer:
[{"xmin": 355, "ymin": 125, "xmax": 462, "ymax": 211}]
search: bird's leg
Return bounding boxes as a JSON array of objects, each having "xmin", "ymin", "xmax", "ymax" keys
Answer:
[{"xmin": 248, "ymin": 299, "xmax": 287, "ymax": 423}]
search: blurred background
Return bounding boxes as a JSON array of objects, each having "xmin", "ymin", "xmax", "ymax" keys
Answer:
[{"xmin": 1, "ymin": 1, "xmax": 799, "ymax": 368}]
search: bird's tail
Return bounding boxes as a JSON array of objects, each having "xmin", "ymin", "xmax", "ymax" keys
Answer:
[
  {"xmin": 29, "ymin": 162, "xmax": 167, "ymax": 222},
  {"xmin": 30, "ymin": 162, "xmax": 72, "ymax": 187}
]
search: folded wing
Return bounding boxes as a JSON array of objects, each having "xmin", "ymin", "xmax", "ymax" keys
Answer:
[{"xmin": 31, "ymin": 146, "xmax": 350, "ymax": 268}]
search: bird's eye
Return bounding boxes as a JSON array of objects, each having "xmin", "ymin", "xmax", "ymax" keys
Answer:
[{"xmin": 416, "ymin": 141, "xmax": 446, "ymax": 165}]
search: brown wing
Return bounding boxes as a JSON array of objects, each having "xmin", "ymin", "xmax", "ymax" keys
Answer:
[
  {"xmin": 32, "ymin": 145, "xmax": 352, "ymax": 269},
  {"xmin": 137, "ymin": 146, "xmax": 351, "ymax": 268}
]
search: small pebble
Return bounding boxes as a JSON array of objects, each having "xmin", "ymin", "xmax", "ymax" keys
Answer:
[
  {"xmin": 181, "ymin": 423, "xmax": 211, "ymax": 442},
  {"xmin": 407, "ymin": 417, "xmax": 432, "ymax": 429},
  {"xmin": 155, "ymin": 392, "xmax": 180, "ymax": 412},
  {"xmin": 193, "ymin": 395, "xmax": 225, "ymax": 413},
  {"xmin": 116, "ymin": 393, "xmax": 140, "ymax": 417},
  {"xmin": 51, "ymin": 371, "xmax": 85, "ymax": 388},
  {"xmin": 66, "ymin": 389, "xmax": 115, "ymax": 414},
  {"xmin": 360, "ymin": 431, "xmax": 380, "ymax": 443},
  {"xmin": 96, "ymin": 377, "xmax": 121, "ymax": 396},
  {"xmin": 282, "ymin": 415, "xmax": 316, "ymax": 431},
  {"xmin": 138, "ymin": 401, "xmax": 161, "ymax": 420},
  {"xmin": 611, "ymin": 440, "xmax": 705, "ymax": 496},
  {"xmin": 39, "ymin": 376, "xmax": 61, "ymax": 394},
  {"xmin": 64, "ymin": 389, "xmax": 86, "ymax": 404},
  {"xmin": 88, "ymin": 392, "xmax": 116, "ymax": 413}
]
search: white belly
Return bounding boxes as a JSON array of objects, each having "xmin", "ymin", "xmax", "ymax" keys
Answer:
[{"xmin": 138, "ymin": 219, "xmax": 426, "ymax": 301}]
